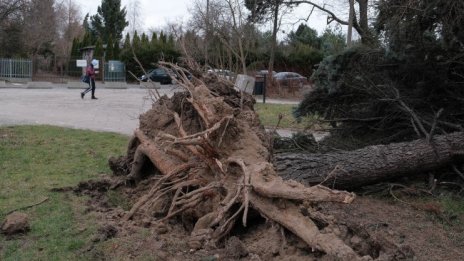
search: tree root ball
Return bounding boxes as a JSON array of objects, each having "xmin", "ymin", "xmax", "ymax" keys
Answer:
[{"xmin": 109, "ymin": 66, "xmax": 379, "ymax": 260}]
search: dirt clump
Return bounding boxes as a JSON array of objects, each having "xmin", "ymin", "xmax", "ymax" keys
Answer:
[
  {"xmin": 1, "ymin": 212, "xmax": 30, "ymax": 236},
  {"xmin": 93, "ymin": 224, "xmax": 118, "ymax": 242},
  {"xmin": 77, "ymin": 182, "xmax": 464, "ymax": 260},
  {"xmin": 317, "ymin": 196, "xmax": 464, "ymax": 261}
]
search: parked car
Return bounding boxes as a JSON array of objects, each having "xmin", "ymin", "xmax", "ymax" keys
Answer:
[
  {"xmin": 140, "ymin": 68, "xmax": 192, "ymax": 84},
  {"xmin": 273, "ymin": 72, "xmax": 308, "ymax": 88},
  {"xmin": 140, "ymin": 68, "xmax": 173, "ymax": 84},
  {"xmin": 256, "ymin": 69, "xmax": 276, "ymax": 77}
]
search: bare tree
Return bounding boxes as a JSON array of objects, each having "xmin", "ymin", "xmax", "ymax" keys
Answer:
[
  {"xmin": 190, "ymin": 0, "xmax": 255, "ymax": 74},
  {"xmin": 55, "ymin": 0, "xmax": 84, "ymax": 57},
  {"xmin": 52, "ymin": 0, "xmax": 84, "ymax": 76},
  {"xmin": 0, "ymin": 0, "xmax": 25, "ymax": 23},
  {"xmin": 126, "ymin": 0, "xmax": 142, "ymax": 37},
  {"xmin": 22, "ymin": 0, "xmax": 57, "ymax": 56},
  {"xmin": 286, "ymin": 0, "xmax": 374, "ymax": 45},
  {"xmin": 190, "ymin": 0, "xmax": 226, "ymax": 70},
  {"xmin": 180, "ymin": 29, "xmax": 206, "ymax": 66},
  {"xmin": 222, "ymin": 0, "xmax": 251, "ymax": 74}
]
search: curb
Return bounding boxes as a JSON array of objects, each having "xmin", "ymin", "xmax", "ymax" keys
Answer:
[
  {"xmin": 26, "ymin": 81, "xmax": 54, "ymax": 89},
  {"xmin": 139, "ymin": 82, "xmax": 161, "ymax": 89},
  {"xmin": 0, "ymin": 83, "xmax": 27, "ymax": 89},
  {"xmin": 102, "ymin": 82, "xmax": 128, "ymax": 89}
]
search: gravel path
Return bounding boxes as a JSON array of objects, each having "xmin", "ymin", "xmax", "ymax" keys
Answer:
[{"xmin": 0, "ymin": 87, "xmax": 300, "ymax": 136}]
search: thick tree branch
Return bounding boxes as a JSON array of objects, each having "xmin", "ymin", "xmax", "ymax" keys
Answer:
[
  {"xmin": 285, "ymin": 0, "xmax": 349, "ymax": 25},
  {"xmin": 285, "ymin": 0, "xmax": 372, "ymax": 44}
]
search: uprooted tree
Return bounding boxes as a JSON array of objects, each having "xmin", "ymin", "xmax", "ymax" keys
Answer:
[
  {"xmin": 109, "ymin": 67, "xmax": 380, "ymax": 260},
  {"xmin": 275, "ymin": 131, "xmax": 464, "ymax": 189},
  {"xmin": 294, "ymin": 0, "xmax": 464, "ymax": 149}
]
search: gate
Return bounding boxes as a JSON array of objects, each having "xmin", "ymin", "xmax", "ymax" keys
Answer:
[
  {"xmin": 104, "ymin": 61, "xmax": 126, "ymax": 82},
  {"xmin": 0, "ymin": 58, "xmax": 32, "ymax": 82}
]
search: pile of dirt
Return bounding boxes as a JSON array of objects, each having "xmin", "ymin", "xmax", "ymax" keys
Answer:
[
  {"xmin": 72, "ymin": 178, "xmax": 464, "ymax": 260},
  {"xmin": 319, "ymin": 197, "xmax": 464, "ymax": 260},
  {"xmin": 1, "ymin": 212, "xmax": 29, "ymax": 236}
]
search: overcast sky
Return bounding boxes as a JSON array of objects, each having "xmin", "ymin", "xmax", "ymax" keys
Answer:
[
  {"xmin": 75, "ymin": 0, "xmax": 339, "ymax": 36},
  {"xmin": 76, "ymin": 0, "xmax": 190, "ymax": 30}
]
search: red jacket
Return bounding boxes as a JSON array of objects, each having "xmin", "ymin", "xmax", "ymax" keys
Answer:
[{"xmin": 86, "ymin": 65, "xmax": 96, "ymax": 79}]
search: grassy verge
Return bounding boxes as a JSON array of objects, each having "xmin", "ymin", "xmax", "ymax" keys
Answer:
[
  {"xmin": 254, "ymin": 103, "xmax": 324, "ymax": 131},
  {"xmin": 254, "ymin": 103, "xmax": 302, "ymax": 129},
  {"xmin": 0, "ymin": 125, "xmax": 128, "ymax": 260}
]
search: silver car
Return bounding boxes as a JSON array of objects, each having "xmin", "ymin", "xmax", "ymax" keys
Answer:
[{"xmin": 273, "ymin": 72, "xmax": 308, "ymax": 88}]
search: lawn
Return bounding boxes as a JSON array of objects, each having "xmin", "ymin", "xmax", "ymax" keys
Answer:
[
  {"xmin": 254, "ymin": 103, "xmax": 303, "ymax": 129},
  {"xmin": 0, "ymin": 125, "xmax": 128, "ymax": 260}
]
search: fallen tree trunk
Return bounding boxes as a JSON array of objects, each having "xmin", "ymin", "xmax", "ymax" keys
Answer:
[{"xmin": 275, "ymin": 132, "xmax": 464, "ymax": 189}]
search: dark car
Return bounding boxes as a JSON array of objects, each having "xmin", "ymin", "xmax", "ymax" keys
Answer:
[
  {"xmin": 140, "ymin": 68, "xmax": 192, "ymax": 84},
  {"xmin": 140, "ymin": 68, "xmax": 173, "ymax": 84},
  {"xmin": 273, "ymin": 72, "xmax": 308, "ymax": 88}
]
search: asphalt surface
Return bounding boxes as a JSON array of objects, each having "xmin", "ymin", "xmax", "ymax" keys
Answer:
[{"xmin": 0, "ymin": 86, "xmax": 300, "ymax": 136}]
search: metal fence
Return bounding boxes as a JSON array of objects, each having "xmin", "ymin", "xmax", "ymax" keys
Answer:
[
  {"xmin": 104, "ymin": 61, "xmax": 126, "ymax": 82},
  {"xmin": 0, "ymin": 58, "xmax": 32, "ymax": 81},
  {"xmin": 0, "ymin": 57, "xmax": 126, "ymax": 83}
]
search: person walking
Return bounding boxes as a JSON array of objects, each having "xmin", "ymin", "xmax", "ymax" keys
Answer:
[{"xmin": 81, "ymin": 60, "xmax": 98, "ymax": 100}]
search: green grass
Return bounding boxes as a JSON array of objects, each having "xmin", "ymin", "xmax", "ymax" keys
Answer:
[
  {"xmin": 255, "ymin": 103, "xmax": 302, "ymax": 129},
  {"xmin": 254, "ymin": 103, "xmax": 323, "ymax": 131},
  {"xmin": 440, "ymin": 195, "xmax": 464, "ymax": 218},
  {"xmin": 0, "ymin": 125, "xmax": 128, "ymax": 261},
  {"xmin": 107, "ymin": 190, "xmax": 132, "ymax": 211}
]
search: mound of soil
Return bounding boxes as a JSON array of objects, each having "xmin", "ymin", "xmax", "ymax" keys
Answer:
[
  {"xmin": 72, "ymin": 179, "xmax": 463, "ymax": 260},
  {"xmin": 1, "ymin": 212, "xmax": 29, "ymax": 236}
]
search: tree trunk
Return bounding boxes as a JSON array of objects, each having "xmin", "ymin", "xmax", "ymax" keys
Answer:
[
  {"xmin": 267, "ymin": 1, "xmax": 279, "ymax": 89},
  {"xmin": 274, "ymin": 132, "xmax": 464, "ymax": 189},
  {"xmin": 356, "ymin": 0, "xmax": 371, "ymax": 45},
  {"xmin": 347, "ymin": 0, "xmax": 354, "ymax": 46}
]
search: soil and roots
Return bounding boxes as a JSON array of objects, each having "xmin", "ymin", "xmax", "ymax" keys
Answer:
[{"xmin": 109, "ymin": 65, "xmax": 389, "ymax": 260}]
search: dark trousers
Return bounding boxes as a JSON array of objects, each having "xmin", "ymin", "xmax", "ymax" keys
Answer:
[{"xmin": 82, "ymin": 79, "xmax": 96, "ymax": 97}]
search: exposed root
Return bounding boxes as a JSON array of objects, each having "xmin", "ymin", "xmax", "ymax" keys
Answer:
[
  {"xmin": 112, "ymin": 63, "xmax": 371, "ymax": 259},
  {"xmin": 250, "ymin": 193, "xmax": 369, "ymax": 261},
  {"xmin": 249, "ymin": 162, "xmax": 355, "ymax": 203}
]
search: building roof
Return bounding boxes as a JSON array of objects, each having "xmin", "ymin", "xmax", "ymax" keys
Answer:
[{"xmin": 79, "ymin": 46, "xmax": 96, "ymax": 52}]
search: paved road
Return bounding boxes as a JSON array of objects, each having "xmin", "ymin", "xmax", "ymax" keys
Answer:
[{"xmin": 0, "ymin": 87, "xmax": 300, "ymax": 136}]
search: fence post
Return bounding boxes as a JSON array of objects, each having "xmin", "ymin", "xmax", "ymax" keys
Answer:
[
  {"xmin": 9, "ymin": 59, "xmax": 12, "ymax": 80},
  {"xmin": 263, "ymin": 76, "xmax": 266, "ymax": 104}
]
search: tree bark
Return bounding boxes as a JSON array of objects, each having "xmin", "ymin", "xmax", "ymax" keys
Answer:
[
  {"xmin": 267, "ymin": 1, "xmax": 280, "ymax": 86},
  {"xmin": 356, "ymin": 0, "xmax": 371, "ymax": 45},
  {"xmin": 347, "ymin": 0, "xmax": 354, "ymax": 46},
  {"xmin": 274, "ymin": 132, "xmax": 464, "ymax": 189}
]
